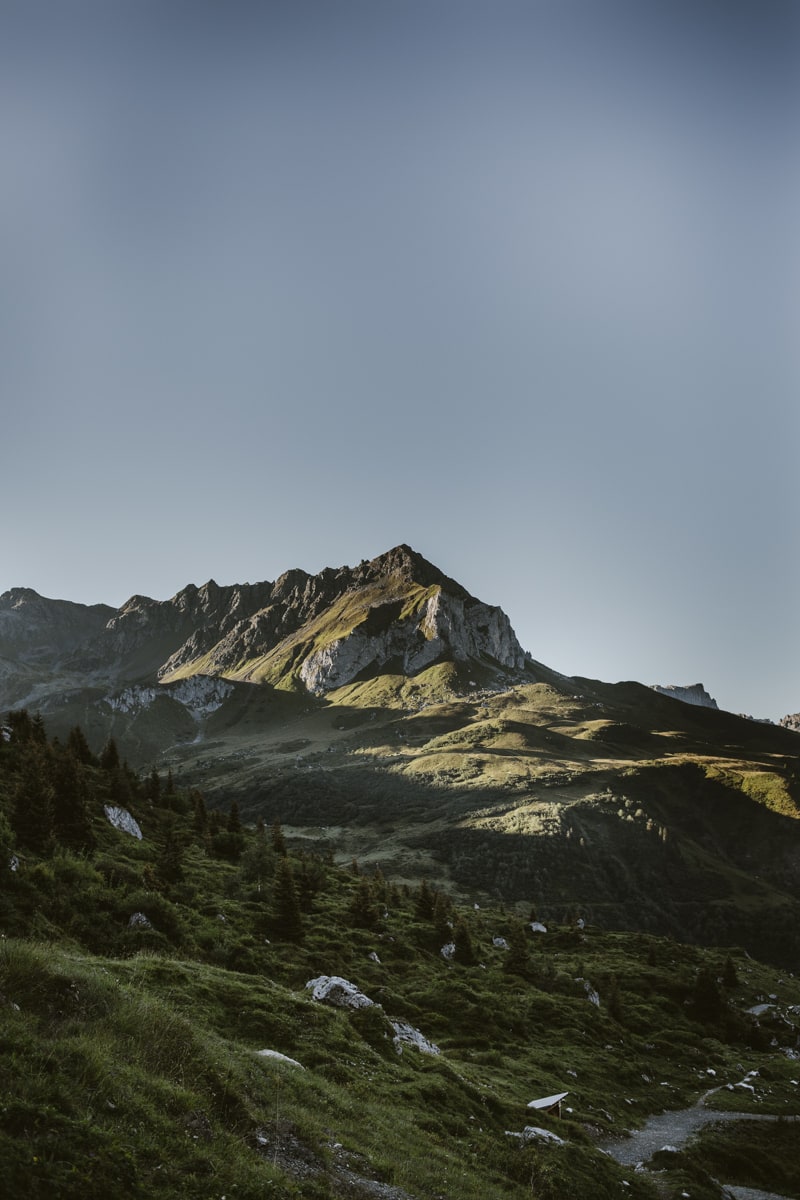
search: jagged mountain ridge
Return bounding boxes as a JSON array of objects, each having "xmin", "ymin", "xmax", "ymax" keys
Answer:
[{"xmin": 0, "ymin": 545, "xmax": 528, "ymax": 712}]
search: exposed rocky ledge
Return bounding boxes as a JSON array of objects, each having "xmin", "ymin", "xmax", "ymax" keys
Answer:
[
  {"xmin": 298, "ymin": 588, "xmax": 527, "ymax": 695},
  {"xmin": 651, "ymin": 683, "xmax": 718, "ymax": 710}
]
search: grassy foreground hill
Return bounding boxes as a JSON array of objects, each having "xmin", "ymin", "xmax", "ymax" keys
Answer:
[{"xmin": 2, "ymin": 716, "xmax": 800, "ymax": 1199}]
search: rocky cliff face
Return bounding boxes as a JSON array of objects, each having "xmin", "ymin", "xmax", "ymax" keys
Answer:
[
  {"xmin": 298, "ymin": 587, "xmax": 527, "ymax": 695},
  {"xmin": 650, "ymin": 683, "xmax": 719, "ymax": 710},
  {"xmin": 0, "ymin": 545, "xmax": 530, "ymax": 711},
  {"xmin": 0, "ymin": 588, "xmax": 114, "ymax": 662}
]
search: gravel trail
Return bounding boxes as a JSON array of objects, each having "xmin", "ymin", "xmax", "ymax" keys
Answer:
[{"xmin": 598, "ymin": 1091, "xmax": 799, "ymax": 1166}]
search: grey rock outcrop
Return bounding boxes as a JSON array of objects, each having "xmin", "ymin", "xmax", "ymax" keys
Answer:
[
  {"xmin": 104, "ymin": 806, "xmax": 143, "ymax": 840},
  {"xmin": 299, "ymin": 588, "xmax": 526, "ymax": 695},
  {"xmin": 650, "ymin": 683, "xmax": 718, "ymax": 709},
  {"xmin": 305, "ymin": 975, "xmax": 374, "ymax": 1009},
  {"xmin": 390, "ymin": 1020, "xmax": 440, "ymax": 1056}
]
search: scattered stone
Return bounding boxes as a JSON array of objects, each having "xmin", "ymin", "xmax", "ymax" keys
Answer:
[
  {"xmin": 529, "ymin": 922, "xmax": 547, "ymax": 934},
  {"xmin": 391, "ymin": 1021, "xmax": 440, "ymax": 1056},
  {"xmin": 255, "ymin": 1049, "xmax": 304, "ymax": 1069},
  {"xmin": 368, "ymin": 952, "xmax": 381, "ymax": 964},
  {"xmin": 440, "ymin": 942, "xmax": 455, "ymax": 960},
  {"xmin": 128, "ymin": 912, "xmax": 152, "ymax": 929},
  {"xmin": 516, "ymin": 1126, "xmax": 565, "ymax": 1145},
  {"xmin": 492, "ymin": 937, "xmax": 509, "ymax": 950},
  {"xmin": 305, "ymin": 976, "xmax": 374, "ymax": 1009},
  {"xmin": 575, "ymin": 977, "xmax": 600, "ymax": 1006}
]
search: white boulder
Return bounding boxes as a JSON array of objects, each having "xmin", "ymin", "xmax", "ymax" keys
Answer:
[
  {"xmin": 105, "ymin": 806, "xmax": 143, "ymax": 839},
  {"xmin": 391, "ymin": 1020, "xmax": 440, "ymax": 1056},
  {"xmin": 305, "ymin": 976, "xmax": 374, "ymax": 1009},
  {"xmin": 255, "ymin": 1049, "xmax": 304, "ymax": 1069}
]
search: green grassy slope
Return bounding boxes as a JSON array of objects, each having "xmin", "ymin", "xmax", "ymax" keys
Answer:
[{"xmin": 2, "ymin": 726, "xmax": 800, "ymax": 1199}]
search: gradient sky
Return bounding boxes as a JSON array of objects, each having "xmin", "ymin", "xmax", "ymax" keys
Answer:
[{"xmin": 2, "ymin": 2, "xmax": 798, "ymax": 719}]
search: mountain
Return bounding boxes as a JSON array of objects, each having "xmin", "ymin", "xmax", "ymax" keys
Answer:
[
  {"xmin": 0, "ymin": 545, "xmax": 528, "ymax": 712},
  {"xmin": 3, "ymin": 545, "xmax": 800, "ymax": 965}
]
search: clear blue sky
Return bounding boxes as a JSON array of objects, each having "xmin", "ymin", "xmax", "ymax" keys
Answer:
[{"xmin": 2, "ymin": 2, "xmax": 797, "ymax": 719}]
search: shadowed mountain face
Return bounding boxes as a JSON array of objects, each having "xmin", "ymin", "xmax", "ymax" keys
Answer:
[{"xmin": 3, "ymin": 546, "xmax": 800, "ymax": 965}]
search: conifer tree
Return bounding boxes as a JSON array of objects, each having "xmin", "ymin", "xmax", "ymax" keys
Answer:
[
  {"xmin": 453, "ymin": 917, "xmax": 476, "ymax": 966},
  {"xmin": 99, "ymin": 736, "xmax": 120, "ymax": 772},
  {"xmin": 227, "ymin": 800, "xmax": 242, "ymax": 834},
  {"xmin": 191, "ymin": 790, "xmax": 208, "ymax": 836},
  {"xmin": 273, "ymin": 857, "xmax": 303, "ymax": 940},
  {"xmin": 0, "ymin": 810, "xmax": 15, "ymax": 867},
  {"xmin": 271, "ymin": 818, "xmax": 287, "ymax": 856},
  {"xmin": 349, "ymin": 878, "xmax": 379, "ymax": 928},
  {"xmin": 722, "ymin": 955, "xmax": 739, "ymax": 990},
  {"xmin": 432, "ymin": 891, "xmax": 452, "ymax": 946},
  {"xmin": 240, "ymin": 819, "xmax": 273, "ymax": 894},
  {"xmin": 51, "ymin": 746, "xmax": 96, "ymax": 853},
  {"xmin": 415, "ymin": 878, "xmax": 435, "ymax": 921},
  {"xmin": 606, "ymin": 974, "xmax": 623, "ymax": 1023},
  {"xmin": 12, "ymin": 742, "xmax": 55, "ymax": 854},
  {"xmin": 157, "ymin": 817, "xmax": 184, "ymax": 886},
  {"xmin": 66, "ymin": 725, "xmax": 95, "ymax": 766},
  {"xmin": 65, "ymin": 720, "xmax": 95, "ymax": 768},
  {"xmin": 503, "ymin": 924, "xmax": 531, "ymax": 978},
  {"xmin": 691, "ymin": 967, "xmax": 724, "ymax": 1024},
  {"xmin": 147, "ymin": 768, "xmax": 162, "ymax": 805}
]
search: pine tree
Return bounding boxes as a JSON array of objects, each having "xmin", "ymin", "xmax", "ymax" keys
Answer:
[
  {"xmin": 12, "ymin": 742, "xmax": 55, "ymax": 854},
  {"xmin": 415, "ymin": 878, "xmax": 435, "ymax": 921},
  {"xmin": 349, "ymin": 878, "xmax": 379, "ymax": 929},
  {"xmin": 722, "ymin": 955, "xmax": 739, "ymax": 990},
  {"xmin": 271, "ymin": 818, "xmax": 287, "ymax": 856},
  {"xmin": 0, "ymin": 810, "xmax": 15, "ymax": 867},
  {"xmin": 51, "ymin": 746, "xmax": 96, "ymax": 853},
  {"xmin": 191, "ymin": 790, "xmax": 208, "ymax": 836},
  {"xmin": 157, "ymin": 817, "xmax": 184, "ymax": 886},
  {"xmin": 240, "ymin": 820, "xmax": 273, "ymax": 894},
  {"xmin": 432, "ymin": 891, "xmax": 452, "ymax": 946},
  {"xmin": 273, "ymin": 858, "xmax": 303, "ymax": 940},
  {"xmin": 66, "ymin": 725, "xmax": 95, "ymax": 766},
  {"xmin": 227, "ymin": 801, "xmax": 242, "ymax": 834},
  {"xmin": 453, "ymin": 917, "xmax": 476, "ymax": 966},
  {"xmin": 691, "ymin": 967, "xmax": 724, "ymax": 1025},
  {"xmin": 606, "ymin": 974, "xmax": 623, "ymax": 1023},
  {"xmin": 99, "ymin": 737, "xmax": 120, "ymax": 772},
  {"xmin": 147, "ymin": 768, "xmax": 162, "ymax": 805},
  {"xmin": 503, "ymin": 924, "xmax": 530, "ymax": 978}
]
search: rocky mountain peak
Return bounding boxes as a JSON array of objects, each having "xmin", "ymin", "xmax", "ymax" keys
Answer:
[
  {"xmin": 1, "ymin": 586, "xmax": 44, "ymax": 611},
  {"xmin": 352, "ymin": 544, "xmax": 471, "ymax": 599}
]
